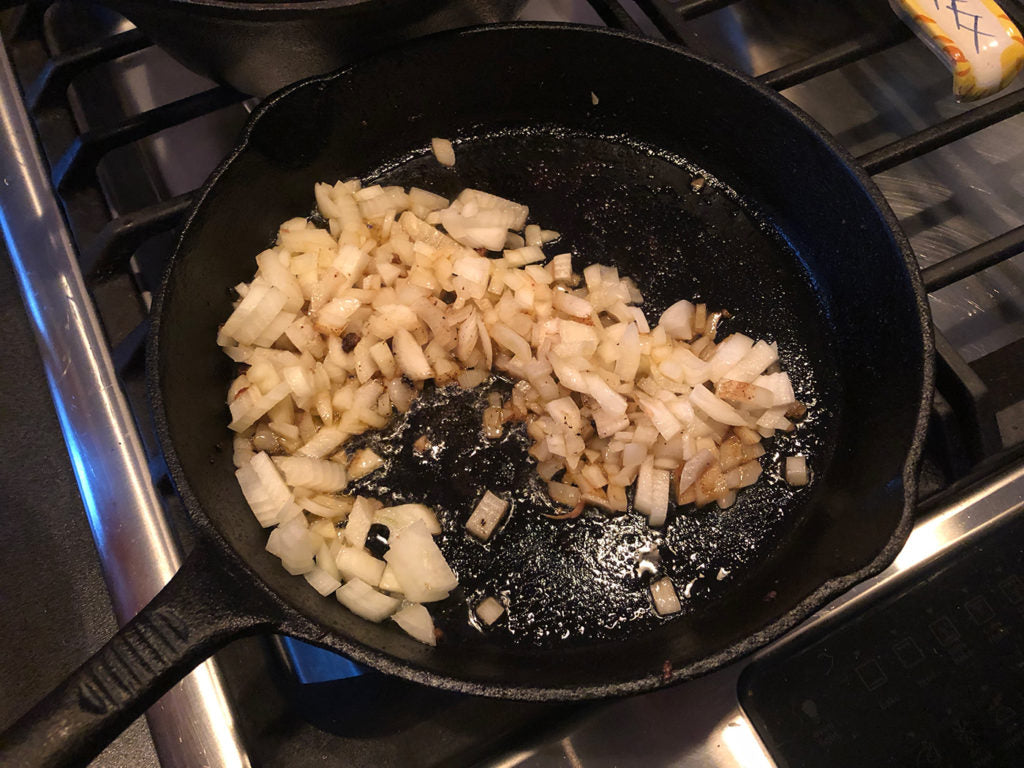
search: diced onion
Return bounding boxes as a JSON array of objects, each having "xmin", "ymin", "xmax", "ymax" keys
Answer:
[
  {"xmin": 374, "ymin": 503, "xmax": 441, "ymax": 535},
  {"xmin": 392, "ymin": 603, "xmax": 437, "ymax": 646},
  {"xmin": 475, "ymin": 596, "xmax": 505, "ymax": 626},
  {"xmin": 384, "ymin": 520, "xmax": 458, "ymax": 603},
  {"xmin": 466, "ymin": 491, "xmax": 510, "ymax": 541},
  {"xmin": 614, "ymin": 323, "xmax": 641, "ymax": 382},
  {"xmin": 249, "ymin": 452, "xmax": 294, "ymax": 521},
  {"xmin": 336, "ymin": 578, "xmax": 401, "ymax": 622},
  {"xmin": 336, "ymin": 546, "xmax": 386, "ymax": 586},
  {"xmin": 737, "ymin": 459, "xmax": 763, "ymax": 487},
  {"xmin": 634, "ymin": 457, "xmax": 670, "ymax": 526},
  {"xmin": 344, "ymin": 499, "xmax": 374, "ymax": 548},
  {"xmin": 547, "ymin": 481, "xmax": 581, "ymax": 508},
  {"xmin": 389, "ymin": 328, "xmax": 432, "ymax": 381},
  {"xmin": 297, "ymin": 426, "xmax": 347, "ymax": 459},
  {"xmin": 348, "ymin": 447, "xmax": 385, "ymax": 479},
  {"xmin": 754, "ymin": 372, "xmax": 796, "ymax": 407},
  {"xmin": 785, "ymin": 455, "xmax": 809, "ymax": 486},
  {"xmin": 275, "ymin": 455, "xmax": 347, "ymax": 492},
  {"xmin": 723, "ymin": 340, "xmax": 778, "ymax": 383},
  {"xmin": 690, "ymin": 384, "xmax": 750, "ymax": 428},
  {"xmin": 553, "ymin": 290, "xmax": 593, "ymax": 318},
  {"xmin": 304, "ymin": 567, "xmax": 342, "ymax": 596},
  {"xmin": 266, "ymin": 518, "xmax": 314, "ymax": 575},
  {"xmin": 234, "ymin": 469, "xmax": 274, "ymax": 527},
  {"xmin": 709, "ymin": 334, "xmax": 754, "ymax": 382},
  {"xmin": 431, "ymin": 137, "xmax": 455, "ymax": 167},
  {"xmin": 650, "ymin": 577, "xmax": 681, "ymax": 615},
  {"xmin": 659, "ymin": 300, "xmax": 695, "ymax": 340},
  {"xmin": 676, "ymin": 449, "xmax": 715, "ymax": 501},
  {"xmin": 378, "ymin": 565, "xmax": 402, "ymax": 594}
]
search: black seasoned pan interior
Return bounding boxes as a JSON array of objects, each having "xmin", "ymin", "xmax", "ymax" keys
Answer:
[
  {"xmin": 155, "ymin": 24, "xmax": 931, "ymax": 698},
  {"xmin": 345, "ymin": 131, "xmax": 834, "ymax": 651}
]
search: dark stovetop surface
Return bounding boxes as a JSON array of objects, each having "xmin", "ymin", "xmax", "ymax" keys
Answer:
[
  {"xmin": 741, "ymin": 506, "xmax": 1024, "ymax": 768},
  {"xmin": 0, "ymin": 243, "xmax": 159, "ymax": 767}
]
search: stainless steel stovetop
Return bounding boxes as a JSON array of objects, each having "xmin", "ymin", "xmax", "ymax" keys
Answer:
[{"xmin": 1, "ymin": 1, "xmax": 1022, "ymax": 766}]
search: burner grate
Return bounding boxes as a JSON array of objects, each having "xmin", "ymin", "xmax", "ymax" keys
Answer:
[
  {"xmin": 52, "ymin": 84, "xmax": 244, "ymax": 193},
  {"xmin": 25, "ymin": 27, "xmax": 145, "ymax": 110}
]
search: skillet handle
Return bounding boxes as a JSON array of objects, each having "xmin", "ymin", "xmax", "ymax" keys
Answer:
[{"xmin": 0, "ymin": 540, "xmax": 279, "ymax": 768}]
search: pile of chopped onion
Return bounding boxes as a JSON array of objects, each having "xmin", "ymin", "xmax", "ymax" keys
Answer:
[{"xmin": 219, "ymin": 176, "xmax": 809, "ymax": 637}]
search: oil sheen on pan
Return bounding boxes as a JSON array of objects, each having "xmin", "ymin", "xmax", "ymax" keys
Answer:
[{"xmin": 343, "ymin": 127, "xmax": 839, "ymax": 650}]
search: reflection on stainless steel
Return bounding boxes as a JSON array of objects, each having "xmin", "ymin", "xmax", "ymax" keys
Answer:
[
  {"xmin": 494, "ymin": 457, "xmax": 1024, "ymax": 767},
  {"xmin": 71, "ymin": 46, "xmax": 252, "ymax": 214},
  {"xmin": 0, "ymin": 36, "xmax": 250, "ymax": 768},
  {"xmin": 777, "ymin": 39, "xmax": 1024, "ymax": 364},
  {"xmin": 521, "ymin": 0, "xmax": 604, "ymax": 25}
]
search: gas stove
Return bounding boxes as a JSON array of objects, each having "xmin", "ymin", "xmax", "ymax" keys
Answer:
[{"xmin": 1, "ymin": 1, "xmax": 1022, "ymax": 766}]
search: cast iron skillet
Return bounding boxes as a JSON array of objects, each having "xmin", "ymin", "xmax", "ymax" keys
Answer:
[{"xmin": 0, "ymin": 23, "xmax": 933, "ymax": 768}]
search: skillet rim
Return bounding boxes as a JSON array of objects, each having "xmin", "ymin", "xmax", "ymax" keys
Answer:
[{"xmin": 147, "ymin": 21, "xmax": 935, "ymax": 700}]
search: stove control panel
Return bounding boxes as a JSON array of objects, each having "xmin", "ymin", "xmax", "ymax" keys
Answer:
[{"xmin": 740, "ymin": 511, "xmax": 1024, "ymax": 767}]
